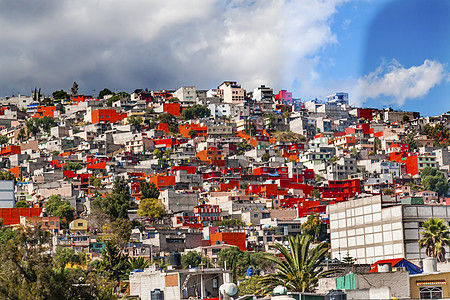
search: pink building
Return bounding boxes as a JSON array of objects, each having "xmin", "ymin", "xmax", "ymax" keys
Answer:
[
  {"xmin": 20, "ymin": 216, "xmax": 60, "ymax": 233},
  {"xmin": 415, "ymin": 190, "xmax": 440, "ymax": 204},
  {"xmin": 276, "ymin": 90, "xmax": 293, "ymax": 103}
]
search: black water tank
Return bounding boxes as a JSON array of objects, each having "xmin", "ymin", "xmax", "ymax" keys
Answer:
[
  {"xmin": 325, "ymin": 290, "xmax": 346, "ymax": 300},
  {"xmin": 170, "ymin": 251, "xmax": 182, "ymax": 266},
  {"xmin": 151, "ymin": 289, "xmax": 164, "ymax": 300}
]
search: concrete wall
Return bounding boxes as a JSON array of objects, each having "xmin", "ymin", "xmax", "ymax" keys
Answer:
[{"xmin": 356, "ymin": 271, "xmax": 410, "ymax": 299}]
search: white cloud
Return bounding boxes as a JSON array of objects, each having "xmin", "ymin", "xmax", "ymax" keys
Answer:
[
  {"xmin": 357, "ymin": 59, "xmax": 446, "ymax": 106},
  {"xmin": 0, "ymin": 0, "xmax": 347, "ymax": 96}
]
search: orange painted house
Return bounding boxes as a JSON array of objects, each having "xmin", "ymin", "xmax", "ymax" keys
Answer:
[
  {"xmin": 179, "ymin": 123, "xmax": 207, "ymax": 138},
  {"xmin": 210, "ymin": 232, "xmax": 246, "ymax": 251},
  {"xmin": 157, "ymin": 123, "xmax": 170, "ymax": 133},
  {"xmin": 91, "ymin": 109, "xmax": 127, "ymax": 124},
  {"xmin": 0, "ymin": 145, "xmax": 20, "ymax": 157},
  {"xmin": 32, "ymin": 106, "xmax": 56, "ymax": 118},
  {"xmin": 196, "ymin": 147, "xmax": 224, "ymax": 166},
  {"xmin": 149, "ymin": 175, "xmax": 175, "ymax": 190}
]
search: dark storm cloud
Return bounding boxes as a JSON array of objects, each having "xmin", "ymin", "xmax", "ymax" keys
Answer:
[{"xmin": 0, "ymin": 0, "xmax": 345, "ymax": 97}]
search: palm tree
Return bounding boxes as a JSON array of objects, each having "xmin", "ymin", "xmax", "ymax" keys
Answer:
[
  {"xmin": 129, "ymin": 256, "xmax": 151, "ymax": 271},
  {"xmin": 258, "ymin": 234, "xmax": 339, "ymax": 294},
  {"xmin": 419, "ymin": 218, "xmax": 450, "ymax": 262}
]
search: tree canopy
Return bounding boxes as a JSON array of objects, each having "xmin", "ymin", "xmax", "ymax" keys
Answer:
[
  {"xmin": 420, "ymin": 167, "xmax": 449, "ymax": 195},
  {"xmin": 217, "ymin": 246, "xmax": 250, "ymax": 283},
  {"xmin": 98, "ymin": 88, "xmax": 114, "ymax": 99},
  {"xmin": 128, "ymin": 116, "xmax": 143, "ymax": 132},
  {"xmin": 52, "ymin": 90, "xmax": 69, "ymax": 100},
  {"xmin": 181, "ymin": 104, "xmax": 210, "ymax": 120},
  {"xmin": 183, "ymin": 251, "xmax": 202, "ymax": 269},
  {"xmin": 0, "ymin": 135, "xmax": 8, "ymax": 145},
  {"xmin": 157, "ymin": 113, "xmax": 178, "ymax": 133},
  {"xmin": 0, "ymin": 225, "xmax": 117, "ymax": 299},
  {"xmin": 91, "ymin": 176, "xmax": 132, "ymax": 224},
  {"xmin": 137, "ymin": 198, "xmax": 165, "ymax": 222},
  {"xmin": 26, "ymin": 117, "xmax": 57, "ymax": 135},
  {"xmin": 45, "ymin": 195, "xmax": 75, "ymax": 228}
]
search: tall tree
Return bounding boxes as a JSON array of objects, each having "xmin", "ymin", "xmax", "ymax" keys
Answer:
[
  {"xmin": 112, "ymin": 176, "xmax": 130, "ymax": 198},
  {"xmin": 25, "ymin": 119, "xmax": 39, "ymax": 136},
  {"xmin": 258, "ymin": 235, "xmax": 338, "ymax": 293},
  {"xmin": 98, "ymin": 240, "xmax": 130, "ymax": 290},
  {"xmin": 139, "ymin": 182, "xmax": 160, "ymax": 199},
  {"xmin": 92, "ymin": 194, "xmax": 130, "ymax": 222},
  {"xmin": 71, "ymin": 82, "xmax": 79, "ymax": 95},
  {"xmin": 419, "ymin": 218, "xmax": 450, "ymax": 262},
  {"xmin": 17, "ymin": 128, "xmax": 26, "ymax": 142}
]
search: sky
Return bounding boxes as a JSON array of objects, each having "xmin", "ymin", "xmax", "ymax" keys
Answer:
[{"xmin": 0, "ymin": 0, "xmax": 449, "ymax": 116}]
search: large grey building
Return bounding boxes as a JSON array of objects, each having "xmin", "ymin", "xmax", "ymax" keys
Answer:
[
  {"xmin": 0, "ymin": 181, "xmax": 15, "ymax": 208},
  {"xmin": 328, "ymin": 195, "xmax": 450, "ymax": 265}
]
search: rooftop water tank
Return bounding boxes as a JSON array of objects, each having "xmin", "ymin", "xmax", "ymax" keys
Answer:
[
  {"xmin": 325, "ymin": 289, "xmax": 347, "ymax": 300},
  {"xmin": 169, "ymin": 251, "xmax": 181, "ymax": 267}
]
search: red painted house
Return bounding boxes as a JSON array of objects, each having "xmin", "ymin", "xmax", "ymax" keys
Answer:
[
  {"xmin": 169, "ymin": 166, "xmax": 197, "ymax": 175},
  {"xmin": 72, "ymin": 95, "xmax": 93, "ymax": 104},
  {"xmin": 194, "ymin": 204, "xmax": 222, "ymax": 223},
  {"xmin": 0, "ymin": 208, "xmax": 43, "ymax": 225},
  {"xmin": 162, "ymin": 103, "xmax": 181, "ymax": 116},
  {"xmin": 321, "ymin": 179, "xmax": 361, "ymax": 199}
]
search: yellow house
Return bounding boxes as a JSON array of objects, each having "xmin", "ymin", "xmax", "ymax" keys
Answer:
[
  {"xmin": 69, "ymin": 218, "xmax": 88, "ymax": 233},
  {"xmin": 410, "ymin": 271, "xmax": 450, "ymax": 299}
]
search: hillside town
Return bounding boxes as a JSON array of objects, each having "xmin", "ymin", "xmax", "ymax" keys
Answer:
[{"xmin": 0, "ymin": 81, "xmax": 449, "ymax": 299}]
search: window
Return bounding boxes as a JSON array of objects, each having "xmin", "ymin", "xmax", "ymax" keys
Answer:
[
  {"xmin": 419, "ymin": 286, "xmax": 443, "ymax": 299},
  {"xmin": 78, "ymin": 222, "xmax": 84, "ymax": 227}
]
